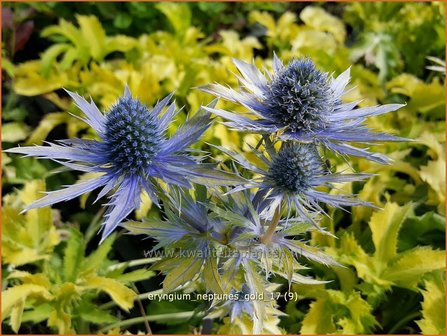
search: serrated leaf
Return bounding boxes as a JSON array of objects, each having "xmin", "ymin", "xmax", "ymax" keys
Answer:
[
  {"xmin": 81, "ymin": 233, "xmax": 115, "ymax": 274},
  {"xmin": 9, "ymin": 297, "xmax": 25, "ymax": 333},
  {"xmin": 300, "ymin": 295, "xmax": 336, "ymax": 334},
  {"xmin": 78, "ymin": 301, "xmax": 118, "ymax": 324},
  {"xmin": 77, "ymin": 15, "xmax": 106, "ymax": 60},
  {"xmin": 420, "ymin": 158, "xmax": 445, "ymax": 211},
  {"xmin": 13, "ymin": 61, "xmax": 69, "ymax": 95},
  {"xmin": 370, "ymin": 203, "xmax": 413, "ymax": 264},
  {"xmin": 417, "ymin": 276, "xmax": 446, "ymax": 334},
  {"xmin": 329, "ymin": 233, "xmax": 392, "ymax": 288},
  {"xmin": 163, "ymin": 257, "xmax": 203, "ymax": 293},
  {"xmin": 2, "ymin": 284, "xmax": 53, "ymax": 319},
  {"xmin": 399, "ymin": 212, "xmax": 445, "ymax": 250},
  {"xmin": 300, "ymin": 290, "xmax": 377, "ymax": 334},
  {"xmin": 63, "ymin": 229, "xmax": 85, "ymax": 282},
  {"xmin": 20, "ymin": 304, "xmax": 52, "ymax": 324},
  {"xmin": 203, "ymin": 256, "xmax": 224, "ymax": 294},
  {"xmin": 2, "ymin": 181, "xmax": 60, "ymax": 266},
  {"xmin": 383, "ymin": 247, "xmax": 445, "ymax": 290}
]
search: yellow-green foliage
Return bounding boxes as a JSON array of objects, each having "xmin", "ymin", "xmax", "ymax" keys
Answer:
[
  {"xmin": 2, "ymin": 3, "xmax": 445, "ymax": 334},
  {"xmin": 1, "ymin": 182, "xmax": 153, "ymax": 334}
]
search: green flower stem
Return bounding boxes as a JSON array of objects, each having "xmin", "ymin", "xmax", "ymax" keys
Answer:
[
  {"xmin": 107, "ymin": 257, "xmax": 161, "ymax": 271},
  {"xmin": 260, "ymin": 204, "xmax": 282, "ymax": 245},
  {"xmin": 388, "ymin": 311, "xmax": 421, "ymax": 334},
  {"xmin": 99, "ymin": 311, "xmax": 201, "ymax": 333},
  {"xmin": 131, "ymin": 283, "xmax": 152, "ymax": 335}
]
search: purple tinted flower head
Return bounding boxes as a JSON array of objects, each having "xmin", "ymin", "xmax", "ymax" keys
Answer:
[
  {"xmin": 216, "ymin": 140, "xmax": 372, "ymax": 226},
  {"xmin": 200, "ymin": 54, "xmax": 406, "ymax": 164},
  {"xmin": 5, "ymin": 87, "xmax": 220, "ymax": 243},
  {"xmin": 103, "ymin": 95, "xmax": 163, "ymax": 175},
  {"xmin": 267, "ymin": 142, "xmax": 323, "ymax": 194},
  {"xmin": 267, "ymin": 58, "xmax": 334, "ymax": 134}
]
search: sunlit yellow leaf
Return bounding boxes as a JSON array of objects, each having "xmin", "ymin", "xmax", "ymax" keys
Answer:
[
  {"xmin": 383, "ymin": 247, "xmax": 445, "ymax": 290},
  {"xmin": 417, "ymin": 277, "xmax": 446, "ymax": 334},
  {"xmin": 370, "ymin": 203, "xmax": 413, "ymax": 264},
  {"xmin": 2, "ymin": 284, "xmax": 53, "ymax": 318},
  {"xmin": 300, "ymin": 6, "xmax": 346, "ymax": 43},
  {"xmin": 84, "ymin": 275, "xmax": 136, "ymax": 311}
]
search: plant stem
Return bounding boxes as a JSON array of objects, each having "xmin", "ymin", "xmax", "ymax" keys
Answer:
[
  {"xmin": 260, "ymin": 204, "xmax": 282, "ymax": 245},
  {"xmin": 388, "ymin": 311, "xmax": 421, "ymax": 334},
  {"xmin": 99, "ymin": 312, "xmax": 199, "ymax": 333},
  {"xmin": 107, "ymin": 257, "xmax": 161, "ymax": 271},
  {"xmin": 131, "ymin": 284, "xmax": 152, "ymax": 335},
  {"xmin": 85, "ymin": 207, "xmax": 106, "ymax": 243}
]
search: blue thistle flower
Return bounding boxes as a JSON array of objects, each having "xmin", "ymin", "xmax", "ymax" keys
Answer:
[
  {"xmin": 5, "ymin": 87, "xmax": 230, "ymax": 243},
  {"xmin": 215, "ymin": 140, "xmax": 372, "ymax": 225},
  {"xmin": 201, "ymin": 55, "xmax": 406, "ymax": 164},
  {"xmin": 124, "ymin": 187, "xmax": 225, "ymax": 250}
]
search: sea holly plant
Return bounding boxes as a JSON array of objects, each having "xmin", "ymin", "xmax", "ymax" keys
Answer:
[
  {"xmin": 5, "ymin": 54, "xmax": 407, "ymax": 333},
  {"xmin": 5, "ymin": 86, "xmax": 241, "ymax": 243}
]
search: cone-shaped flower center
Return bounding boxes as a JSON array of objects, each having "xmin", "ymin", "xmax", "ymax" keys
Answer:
[
  {"xmin": 268, "ymin": 142, "xmax": 323, "ymax": 193},
  {"xmin": 104, "ymin": 97, "xmax": 162, "ymax": 174},
  {"xmin": 267, "ymin": 59, "xmax": 334, "ymax": 133}
]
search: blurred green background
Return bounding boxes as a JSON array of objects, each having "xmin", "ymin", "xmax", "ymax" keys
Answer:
[{"xmin": 1, "ymin": 2, "xmax": 445, "ymax": 334}]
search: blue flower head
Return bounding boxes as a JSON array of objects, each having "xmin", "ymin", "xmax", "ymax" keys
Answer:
[
  {"xmin": 216, "ymin": 140, "xmax": 371, "ymax": 226},
  {"xmin": 201, "ymin": 54, "xmax": 406, "ymax": 164},
  {"xmin": 267, "ymin": 59, "xmax": 334, "ymax": 134},
  {"xmin": 267, "ymin": 142, "xmax": 323, "ymax": 193},
  {"xmin": 6, "ymin": 87, "xmax": 225, "ymax": 243}
]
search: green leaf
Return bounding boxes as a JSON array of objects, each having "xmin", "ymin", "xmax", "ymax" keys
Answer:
[
  {"xmin": 77, "ymin": 15, "xmax": 106, "ymax": 61},
  {"xmin": 203, "ymin": 256, "xmax": 224, "ymax": 294},
  {"xmin": 81, "ymin": 233, "xmax": 115, "ymax": 274},
  {"xmin": 399, "ymin": 212, "xmax": 445, "ymax": 250},
  {"xmin": 21, "ymin": 304, "xmax": 52, "ymax": 324},
  {"xmin": 2, "ymin": 284, "xmax": 53, "ymax": 319},
  {"xmin": 63, "ymin": 229, "xmax": 86, "ymax": 282},
  {"xmin": 417, "ymin": 276, "xmax": 446, "ymax": 334},
  {"xmin": 420, "ymin": 157, "xmax": 445, "ymax": 213},
  {"xmin": 47, "ymin": 283, "xmax": 79, "ymax": 334},
  {"xmin": 40, "ymin": 44, "xmax": 70, "ymax": 77},
  {"xmin": 383, "ymin": 247, "xmax": 445, "ymax": 290},
  {"xmin": 9, "ymin": 297, "xmax": 25, "ymax": 333},
  {"xmin": 300, "ymin": 6, "xmax": 346, "ymax": 43},
  {"xmin": 2, "ymin": 181, "xmax": 60, "ymax": 266},
  {"xmin": 84, "ymin": 275, "xmax": 136, "ymax": 311},
  {"xmin": 370, "ymin": 203, "xmax": 413, "ymax": 265},
  {"xmin": 110, "ymin": 268, "xmax": 155, "ymax": 283},
  {"xmin": 25, "ymin": 112, "xmax": 68, "ymax": 146},
  {"xmin": 300, "ymin": 290, "xmax": 377, "ymax": 334},
  {"xmin": 114, "ymin": 13, "xmax": 132, "ymax": 29},
  {"xmin": 328, "ymin": 233, "xmax": 392, "ymax": 289},
  {"xmin": 155, "ymin": 3, "xmax": 191, "ymax": 39},
  {"xmin": 163, "ymin": 257, "xmax": 203, "ymax": 293},
  {"xmin": 78, "ymin": 301, "xmax": 118, "ymax": 324},
  {"xmin": 105, "ymin": 35, "xmax": 137, "ymax": 54}
]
